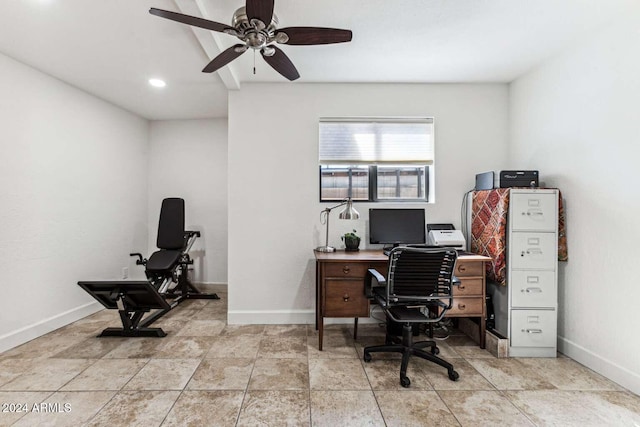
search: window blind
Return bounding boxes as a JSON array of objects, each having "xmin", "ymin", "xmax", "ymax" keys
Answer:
[{"xmin": 319, "ymin": 118, "xmax": 434, "ymax": 165}]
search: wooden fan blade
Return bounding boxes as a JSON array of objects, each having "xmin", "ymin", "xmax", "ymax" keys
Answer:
[
  {"xmin": 276, "ymin": 27, "xmax": 352, "ymax": 45},
  {"xmin": 202, "ymin": 45, "xmax": 246, "ymax": 73},
  {"xmin": 150, "ymin": 8, "xmax": 234, "ymax": 33},
  {"xmin": 246, "ymin": 0, "xmax": 274, "ymax": 26},
  {"xmin": 261, "ymin": 46, "xmax": 300, "ymax": 81}
]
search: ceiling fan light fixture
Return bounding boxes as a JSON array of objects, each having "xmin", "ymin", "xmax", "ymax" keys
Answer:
[
  {"xmin": 250, "ymin": 18, "xmax": 266, "ymax": 31},
  {"xmin": 246, "ymin": 31, "xmax": 267, "ymax": 49},
  {"xmin": 274, "ymin": 32, "xmax": 289, "ymax": 44},
  {"xmin": 262, "ymin": 46, "xmax": 275, "ymax": 57}
]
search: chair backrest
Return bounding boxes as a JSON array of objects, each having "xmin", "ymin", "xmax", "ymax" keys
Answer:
[
  {"xmin": 386, "ymin": 247, "xmax": 458, "ymax": 302},
  {"xmin": 157, "ymin": 198, "xmax": 185, "ymax": 250}
]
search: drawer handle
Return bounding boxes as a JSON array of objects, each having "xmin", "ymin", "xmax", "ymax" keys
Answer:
[
  {"xmin": 342, "ymin": 266, "xmax": 350, "ymax": 274},
  {"xmin": 523, "ymin": 329, "xmax": 543, "ymax": 334},
  {"xmin": 522, "ymin": 287, "xmax": 542, "ymax": 293},
  {"xmin": 457, "ymin": 303, "xmax": 466, "ymax": 310},
  {"xmin": 458, "ymin": 265, "xmax": 466, "ymax": 272},
  {"xmin": 458, "ymin": 284, "xmax": 466, "ymax": 290},
  {"xmin": 343, "ymin": 294, "xmax": 350, "ymax": 302},
  {"xmin": 521, "ymin": 249, "xmax": 543, "ymax": 257}
]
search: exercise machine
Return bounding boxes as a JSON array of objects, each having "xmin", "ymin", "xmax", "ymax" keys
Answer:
[{"xmin": 78, "ymin": 198, "xmax": 219, "ymax": 337}]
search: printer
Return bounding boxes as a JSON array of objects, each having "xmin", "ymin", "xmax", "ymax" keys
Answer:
[{"xmin": 427, "ymin": 229, "xmax": 466, "ymax": 249}]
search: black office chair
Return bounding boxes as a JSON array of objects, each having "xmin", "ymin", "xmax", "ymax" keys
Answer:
[
  {"xmin": 130, "ymin": 197, "xmax": 219, "ymax": 301},
  {"xmin": 363, "ymin": 246, "xmax": 460, "ymax": 387}
]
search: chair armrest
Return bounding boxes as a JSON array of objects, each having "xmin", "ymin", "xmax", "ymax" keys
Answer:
[
  {"xmin": 365, "ymin": 268, "xmax": 386, "ymax": 298},
  {"xmin": 368, "ymin": 268, "xmax": 386, "ymax": 285}
]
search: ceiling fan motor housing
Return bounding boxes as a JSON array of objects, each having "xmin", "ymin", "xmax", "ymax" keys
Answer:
[{"xmin": 231, "ymin": 7, "xmax": 279, "ymax": 50}]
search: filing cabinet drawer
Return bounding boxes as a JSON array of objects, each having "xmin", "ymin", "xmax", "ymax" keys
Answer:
[
  {"xmin": 454, "ymin": 260, "xmax": 483, "ymax": 277},
  {"xmin": 324, "ymin": 262, "xmax": 386, "ymax": 278},
  {"xmin": 510, "ymin": 192, "xmax": 557, "ymax": 232},
  {"xmin": 509, "ymin": 232, "xmax": 557, "ymax": 270},
  {"xmin": 446, "ymin": 297, "xmax": 483, "ymax": 316},
  {"xmin": 510, "ymin": 309, "xmax": 557, "ymax": 348},
  {"xmin": 453, "ymin": 278, "xmax": 483, "ymax": 297},
  {"xmin": 511, "ymin": 270, "xmax": 557, "ymax": 308},
  {"xmin": 324, "ymin": 279, "xmax": 369, "ymax": 317}
]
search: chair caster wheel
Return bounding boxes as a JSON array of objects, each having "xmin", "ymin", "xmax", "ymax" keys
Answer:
[
  {"xmin": 431, "ymin": 346, "xmax": 440, "ymax": 355},
  {"xmin": 363, "ymin": 353, "xmax": 372, "ymax": 363},
  {"xmin": 400, "ymin": 376, "xmax": 411, "ymax": 388},
  {"xmin": 448, "ymin": 370, "xmax": 459, "ymax": 381}
]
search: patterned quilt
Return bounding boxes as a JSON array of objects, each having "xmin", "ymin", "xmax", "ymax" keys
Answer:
[{"xmin": 470, "ymin": 189, "xmax": 567, "ymax": 286}]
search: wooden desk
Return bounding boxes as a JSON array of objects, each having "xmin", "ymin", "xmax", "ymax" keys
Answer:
[{"xmin": 314, "ymin": 250, "xmax": 490, "ymax": 351}]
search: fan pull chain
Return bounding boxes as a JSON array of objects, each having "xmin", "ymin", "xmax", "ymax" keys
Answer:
[{"xmin": 253, "ymin": 50, "xmax": 256, "ymax": 75}]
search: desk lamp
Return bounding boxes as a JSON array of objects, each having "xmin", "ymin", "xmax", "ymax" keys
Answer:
[{"xmin": 315, "ymin": 198, "xmax": 360, "ymax": 253}]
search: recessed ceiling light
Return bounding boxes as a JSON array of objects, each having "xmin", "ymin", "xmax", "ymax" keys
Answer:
[{"xmin": 148, "ymin": 78, "xmax": 166, "ymax": 88}]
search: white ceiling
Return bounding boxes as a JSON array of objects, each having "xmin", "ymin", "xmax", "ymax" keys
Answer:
[{"xmin": 0, "ymin": 0, "xmax": 636, "ymax": 120}]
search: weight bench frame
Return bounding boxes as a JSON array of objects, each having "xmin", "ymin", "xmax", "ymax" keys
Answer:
[
  {"xmin": 129, "ymin": 230, "xmax": 220, "ymax": 304},
  {"xmin": 78, "ymin": 198, "xmax": 219, "ymax": 337},
  {"xmin": 78, "ymin": 280, "xmax": 173, "ymax": 337}
]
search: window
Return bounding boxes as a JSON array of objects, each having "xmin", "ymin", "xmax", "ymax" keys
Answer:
[{"xmin": 319, "ymin": 118, "xmax": 434, "ymax": 202}]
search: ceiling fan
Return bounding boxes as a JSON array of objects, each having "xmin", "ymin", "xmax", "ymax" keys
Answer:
[{"xmin": 149, "ymin": 0, "xmax": 353, "ymax": 81}]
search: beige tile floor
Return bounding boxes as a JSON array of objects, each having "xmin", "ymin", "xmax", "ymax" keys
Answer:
[{"xmin": 1, "ymin": 286, "xmax": 639, "ymax": 426}]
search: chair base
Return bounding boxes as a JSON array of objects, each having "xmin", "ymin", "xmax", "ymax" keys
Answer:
[{"xmin": 363, "ymin": 322, "xmax": 459, "ymax": 387}]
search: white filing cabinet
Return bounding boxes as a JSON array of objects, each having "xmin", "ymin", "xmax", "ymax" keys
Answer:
[{"xmin": 507, "ymin": 189, "xmax": 559, "ymax": 357}]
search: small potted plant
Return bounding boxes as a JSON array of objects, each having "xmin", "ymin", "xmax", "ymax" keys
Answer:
[{"xmin": 342, "ymin": 229, "xmax": 361, "ymax": 252}]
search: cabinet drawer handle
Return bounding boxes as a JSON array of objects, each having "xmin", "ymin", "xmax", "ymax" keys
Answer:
[
  {"xmin": 523, "ymin": 329, "xmax": 543, "ymax": 334},
  {"xmin": 457, "ymin": 303, "xmax": 466, "ymax": 310},
  {"xmin": 522, "ymin": 249, "xmax": 543, "ymax": 257},
  {"xmin": 343, "ymin": 294, "xmax": 350, "ymax": 302},
  {"xmin": 458, "ymin": 284, "xmax": 466, "ymax": 290},
  {"xmin": 522, "ymin": 287, "xmax": 542, "ymax": 293},
  {"xmin": 342, "ymin": 266, "xmax": 350, "ymax": 274},
  {"xmin": 458, "ymin": 265, "xmax": 466, "ymax": 272}
]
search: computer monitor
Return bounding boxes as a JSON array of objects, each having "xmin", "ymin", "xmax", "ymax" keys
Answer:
[{"xmin": 369, "ymin": 208, "xmax": 426, "ymax": 248}]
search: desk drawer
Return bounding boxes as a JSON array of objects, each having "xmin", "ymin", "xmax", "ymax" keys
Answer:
[
  {"xmin": 453, "ymin": 278, "xmax": 483, "ymax": 297},
  {"xmin": 455, "ymin": 260, "xmax": 483, "ymax": 277},
  {"xmin": 324, "ymin": 279, "xmax": 369, "ymax": 317},
  {"xmin": 446, "ymin": 297, "xmax": 483, "ymax": 316},
  {"xmin": 324, "ymin": 262, "xmax": 386, "ymax": 278}
]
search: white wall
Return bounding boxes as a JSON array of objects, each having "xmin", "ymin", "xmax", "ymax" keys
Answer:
[
  {"xmin": 228, "ymin": 83, "xmax": 509, "ymax": 324},
  {"xmin": 509, "ymin": 12, "xmax": 640, "ymax": 394},
  {"xmin": 148, "ymin": 119, "xmax": 228, "ymax": 284},
  {"xmin": 0, "ymin": 53, "xmax": 149, "ymax": 352}
]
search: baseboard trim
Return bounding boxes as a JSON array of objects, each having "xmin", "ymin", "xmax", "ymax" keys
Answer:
[
  {"xmin": 559, "ymin": 335, "xmax": 640, "ymax": 395},
  {"xmin": 227, "ymin": 309, "xmax": 380, "ymax": 325},
  {"xmin": 194, "ymin": 282, "xmax": 228, "ymax": 286},
  {"xmin": 228, "ymin": 310, "xmax": 314, "ymax": 324},
  {"xmin": 0, "ymin": 301, "xmax": 102, "ymax": 353}
]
